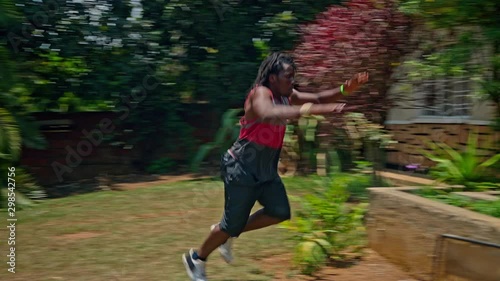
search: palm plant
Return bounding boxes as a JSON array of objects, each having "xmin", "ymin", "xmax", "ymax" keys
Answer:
[
  {"xmin": 0, "ymin": 108, "xmax": 21, "ymax": 162},
  {"xmin": 0, "ymin": 108, "xmax": 31, "ymax": 207},
  {"xmin": 0, "ymin": 0, "xmax": 47, "ymax": 205},
  {"xmin": 189, "ymin": 108, "xmax": 242, "ymax": 172},
  {"xmin": 422, "ymin": 131, "xmax": 500, "ymax": 188}
]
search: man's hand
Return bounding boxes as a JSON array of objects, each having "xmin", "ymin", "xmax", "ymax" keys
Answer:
[{"xmin": 344, "ymin": 72, "xmax": 369, "ymax": 94}]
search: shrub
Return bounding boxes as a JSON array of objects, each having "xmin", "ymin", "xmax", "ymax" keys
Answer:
[
  {"xmin": 146, "ymin": 158, "xmax": 176, "ymax": 174},
  {"xmin": 281, "ymin": 174, "xmax": 369, "ymax": 275},
  {"xmin": 422, "ymin": 131, "xmax": 500, "ymax": 188}
]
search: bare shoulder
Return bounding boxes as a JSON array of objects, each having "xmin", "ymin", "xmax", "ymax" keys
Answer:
[
  {"xmin": 252, "ymin": 85, "xmax": 273, "ymax": 100},
  {"xmin": 247, "ymin": 86, "xmax": 272, "ymax": 107},
  {"xmin": 246, "ymin": 86, "xmax": 273, "ymax": 120}
]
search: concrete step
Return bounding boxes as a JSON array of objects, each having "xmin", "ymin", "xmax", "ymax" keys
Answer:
[
  {"xmin": 452, "ymin": 192, "xmax": 499, "ymax": 201},
  {"xmin": 377, "ymin": 171, "xmax": 441, "ymax": 187}
]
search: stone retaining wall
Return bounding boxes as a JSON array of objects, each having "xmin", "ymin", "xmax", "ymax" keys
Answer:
[{"xmin": 367, "ymin": 187, "xmax": 500, "ymax": 281}]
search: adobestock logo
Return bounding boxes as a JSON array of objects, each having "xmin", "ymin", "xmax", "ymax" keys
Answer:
[
  {"xmin": 7, "ymin": 1, "xmax": 60, "ymax": 53},
  {"xmin": 51, "ymin": 65, "xmax": 159, "ymax": 182}
]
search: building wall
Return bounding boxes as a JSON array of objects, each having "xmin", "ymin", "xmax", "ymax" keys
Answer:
[
  {"xmin": 385, "ymin": 123, "xmax": 499, "ymax": 167},
  {"xmin": 386, "ymin": 99, "xmax": 497, "ymax": 123},
  {"xmin": 382, "ymin": 22, "xmax": 499, "ymax": 168}
]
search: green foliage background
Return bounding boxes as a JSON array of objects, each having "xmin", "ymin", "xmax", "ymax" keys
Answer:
[{"xmin": 1, "ymin": 0, "xmax": 343, "ymax": 170}]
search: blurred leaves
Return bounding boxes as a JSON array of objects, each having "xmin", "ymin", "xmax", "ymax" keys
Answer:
[
  {"xmin": 189, "ymin": 108, "xmax": 242, "ymax": 172},
  {"xmin": 292, "ymin": 0, "xmax": 412, "ymax": 123},
  {"xmin": 281, "ymin": 174, "xmax": 369, "ymax": 275},
  {"xmin": 2, "ymin": 0, "xmax": 415, "ymax": 170},
  {"xmin": 399, "ymin": 0, "xmax": 500, "ymax": 128},
  {"xmin": 422, "ymin": 131, "xmax": 500, "ymax": 186},
  {"xmin": 0, "ymin": 108, "xmax": 21, "ymax": 162}
]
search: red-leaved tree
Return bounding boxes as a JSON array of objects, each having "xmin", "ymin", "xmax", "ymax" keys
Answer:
[
  {"xmin": 283, "ymin": 0, "xmax": 412, "ymax": 173},
  {"xmin": 293, "ymin": 0, "xmax": 411, "ymax": 123}
]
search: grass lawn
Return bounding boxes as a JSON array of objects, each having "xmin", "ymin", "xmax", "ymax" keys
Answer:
[{"xmin": 0, "ymin": 176, "xmax": 329, "ymax": 281}]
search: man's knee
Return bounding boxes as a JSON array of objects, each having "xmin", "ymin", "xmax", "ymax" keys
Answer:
[
  {"xmin": 220, "ymin": 221, "xmax": 246, "ymax": 237},
  {"xmin": 266, "ymin": 206, "xmax": 291, "ymax": 222}
]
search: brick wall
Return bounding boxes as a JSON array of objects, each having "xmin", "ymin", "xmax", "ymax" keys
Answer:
[
  {"xmin": 385, "ymin": 124, "xmax": 499, "ymax": 167},
  {"xmin": 20, "ymin": 108, "xmax": 218, "ymax": 186},
  {"xmin": 20, "ymin": 112, "xmax": 131, "ymax": 186}
]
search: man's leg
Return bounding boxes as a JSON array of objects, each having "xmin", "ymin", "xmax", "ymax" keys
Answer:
[
  {"xmin": 241, "ymin": 208, "xmax": 284, "ymax": 233},
  {"xmin": 243, "ymin": 177, "xmax": 291, "ymax": 233},
  {"xmin": 196, "ymin": 223, "xmax": 230, "ymax": 259},
  {"xmin": 196, "ymin": 179, "xmax": 256, "ymax": 260}
]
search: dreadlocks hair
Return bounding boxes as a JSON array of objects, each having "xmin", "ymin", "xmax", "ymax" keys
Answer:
[{"xmin": 253, "ymin": 52, "xmax": 296, "ymax": 88}]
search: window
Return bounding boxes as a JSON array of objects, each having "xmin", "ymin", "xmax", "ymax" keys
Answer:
[{"xmin": 418, "ymin": 77, "xmax": 472, "ymax": 117}]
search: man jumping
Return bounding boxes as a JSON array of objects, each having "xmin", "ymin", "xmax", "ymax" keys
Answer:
[{"xmin": 183, "ymin": 52, "xmax": 369, "ymax": 281}]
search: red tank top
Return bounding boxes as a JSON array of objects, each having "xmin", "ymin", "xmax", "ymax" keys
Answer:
[{"xmin": 238, "ymin": 87, "xmax": 290, "ymax": 149}]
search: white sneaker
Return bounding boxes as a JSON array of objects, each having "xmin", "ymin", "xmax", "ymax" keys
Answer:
[
  {"xmin": 211, "ymin": 224, "xmax": 234, "ymax": 264},
  {"xmin": 182, "ymin": 249, "xmax": 208, "ymax": 281}
]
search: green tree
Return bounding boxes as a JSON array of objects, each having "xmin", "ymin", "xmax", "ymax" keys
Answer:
[
  {"xmin": 3, "ymin": 0, "xmax": 348, "ymax": 172},
  {"xmin": 399, "ymin": 0, "xmax": 500, "ymax": 129}
]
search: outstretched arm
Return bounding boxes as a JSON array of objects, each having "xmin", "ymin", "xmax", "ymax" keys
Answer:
[
  {"xmin": 290, "ymin": 72, "xmax": 369, "ymax": 105},
  {"xmin": 251, "ymin": 87, "xmax": 345, "ymax": 121}
]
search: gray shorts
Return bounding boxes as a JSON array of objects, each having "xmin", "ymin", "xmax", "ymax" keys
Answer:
[{"xmin": 219, "ymin": 152, "xmax": 291, "ymax": 237}]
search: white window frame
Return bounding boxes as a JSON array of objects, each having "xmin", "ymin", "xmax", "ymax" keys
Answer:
[{"xmin": 416, "ymin": 77, "xmax": 472, "ymax": 119}]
